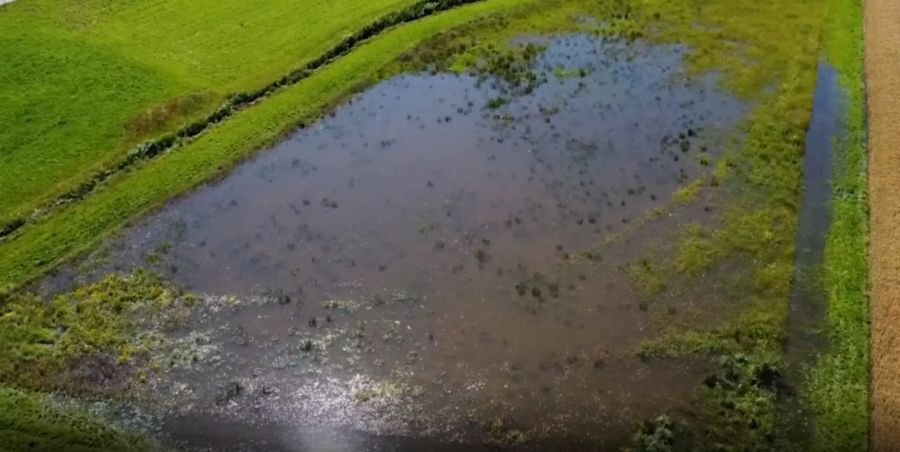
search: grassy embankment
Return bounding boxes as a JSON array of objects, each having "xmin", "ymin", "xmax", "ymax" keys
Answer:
[
  {"xmin": 0, "ymin": 0, "xmax": 417, "ymax": 229},
  {"xmin": 0, "ymin": 385, "xmax": 148, "ymax": 452}
]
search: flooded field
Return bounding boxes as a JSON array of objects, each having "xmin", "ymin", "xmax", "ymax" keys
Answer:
[
  {"xmin": 48, "ymin": 35, "xmax": 753, "ymax": 450},
  {"xmin": 787, "ymin": 61, "xmax": 844, "ymax": 354}
]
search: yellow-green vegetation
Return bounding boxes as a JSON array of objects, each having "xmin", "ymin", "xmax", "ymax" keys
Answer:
[
  {"xmin": 0, "ymin": 271, "xmax": 193, "ymax": 450},
  {"xmin": 354, "ymin": 381, "xmax": 402, "ymax": 403},
  {"xmin": 0, "ymin": 0, "xmax": 419, "ymax": 227},
  {"xmin": 0, "ymin": 385, "xmax": 149, "ymax": 452},
  {"xmin": 0, "ymin": 271, "xmax": 188, "ymax": 392},
  {"xmin": 401, "ymin": 4, "xmax": 843, "ymax": 447},
  {"xmin": 628, "ymin": 257, "xmax": 667, "ymax": 297},
  {"xmin": 672, "ymin": 179, "xmax": 704, "ymax": 205},
  {"xmin": 563, "ymin": 0, "xmax": 839, "ymax": 448},
  {"xmin": 806, "ymin": 0, "xmax": 869, "ymax": 449},
  {"xmin": 640, "ymin": 300, "xmax": 785, "ymax": 359}
]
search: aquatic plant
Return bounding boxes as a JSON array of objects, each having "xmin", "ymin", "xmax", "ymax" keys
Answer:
[
  {"xmin": 698, "ymin": 353, "xmax": 784, "ymax": 450},
  {"xmin": 626, "ymin": 415, "xmax": 680, "ymax": 452},
  {"xmin": 628, "ymin": 257, "xmax": 666, "ymax": 296},
  {"xmin": 322, "ymin": 298, "xmax": 361, "ymax": 313},
  {"xmin": 483, "ymin": 417, "xmax": 528, "ymax": 447},
  {"xmin": 0, "ymin": 270, "xmax": 187, "ymax": 392}
]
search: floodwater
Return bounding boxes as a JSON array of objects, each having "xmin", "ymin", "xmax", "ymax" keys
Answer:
[
  {"xmin": 780, "ymin": 61, "xmax": 845, "ymax": 441},
  {"xmin": 52, "ymin": 36, "xmax": 749, "ymax": 450},
  {"xmin": 787, "ymin": 61, "xmax": 844, "ymax": 351}
]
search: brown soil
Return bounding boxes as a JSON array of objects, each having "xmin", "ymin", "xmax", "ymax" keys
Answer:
[{"xmin": 866, "ymin": 0, "xmax": 900, "ymax": 449}]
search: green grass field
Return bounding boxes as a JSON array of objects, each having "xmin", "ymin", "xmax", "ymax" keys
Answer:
[{"xmin": 0, "ymin": 0, "xmax": 416, "ymax": 226}]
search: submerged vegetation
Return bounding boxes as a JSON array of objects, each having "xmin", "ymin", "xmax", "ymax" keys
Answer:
[
  {"xmin": 0, "ymin": 271, "xmax": 190, "ymax": 450},
  {"xmin": 0, "ymin": 271, "xmax": 187, "ymax": 393}
]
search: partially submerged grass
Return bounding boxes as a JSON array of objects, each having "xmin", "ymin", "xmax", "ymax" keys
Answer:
[
  {"xmin": 640, "ymin": 299, "xmax": 785, "ymax": 359},
  {"xmin": 588, "ymin": 0, "xmax": 833, "ymax": 448},
  {"xmin": 399, "ymin": 3, "xmax": 835, "ymax": 447},
  {"xmin": 628, "ymin": 257, "xmax": 667, "ymax": 297},
  {"xmin": 0, "ymin": 271, "xmax": 188, "ymax": 393},
  {"xmin": 0, "ymin": 271, "xmax": 192, "ymax": 451},
  {"xmin": 805, "ymin": 0, "xmax": 869, "ymax": 449},
  {"xmin": 0, "ymin": 385, "xmax": 149, "ymax": 452},
  {"xmin": 672, "ymin": 179, "xmax": 704, "ymax": 205}
]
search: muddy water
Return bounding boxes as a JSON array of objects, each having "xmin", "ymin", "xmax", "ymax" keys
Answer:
[{"xmin": 64, "ymin": 36, "xmax": 747, "ymax": 450}]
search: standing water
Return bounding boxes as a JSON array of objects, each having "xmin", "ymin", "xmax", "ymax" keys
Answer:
[
  {"xmin": 788, "ymin": 61, "xmax": 844, "ymax": 351},
  {"xmin": 50, "ymin": 36, "xmax": 748, "ymax": 450},
  {"xmin": 779, "ymin": 61, "xmax": 845, "ymax": 443}
]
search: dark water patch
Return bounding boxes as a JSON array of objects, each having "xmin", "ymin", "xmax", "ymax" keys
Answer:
[
  {"xmin": 786, "ymin": 61, "xmax": 843, "ymax": 355},
  {"xmin": 779, "ymin": 61, "xmax": 845, "ymax": 443},
  {"xmin": 46, "ymin": 35, "xmax": 748, "ymax": 450}
]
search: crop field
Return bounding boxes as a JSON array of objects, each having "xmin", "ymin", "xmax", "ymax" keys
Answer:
[{"xmin": 0, "ymin": 0, "xmax": 872, "ymax": 450}]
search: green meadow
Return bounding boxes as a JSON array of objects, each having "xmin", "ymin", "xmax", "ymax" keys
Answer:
[{"xmin": 0, "ymin": 0, "xmax": 415, "ymax": 226}]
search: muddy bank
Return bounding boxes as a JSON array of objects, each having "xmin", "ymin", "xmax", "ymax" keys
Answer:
[{"xmin": 45, "ymin": 35, "xmax": 747, "ymax": 450}]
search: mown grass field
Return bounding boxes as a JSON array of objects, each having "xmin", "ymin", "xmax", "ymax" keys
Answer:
[{"xmin": 0, "ymin": 0, "xmax": 417, "ymax": 226}]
